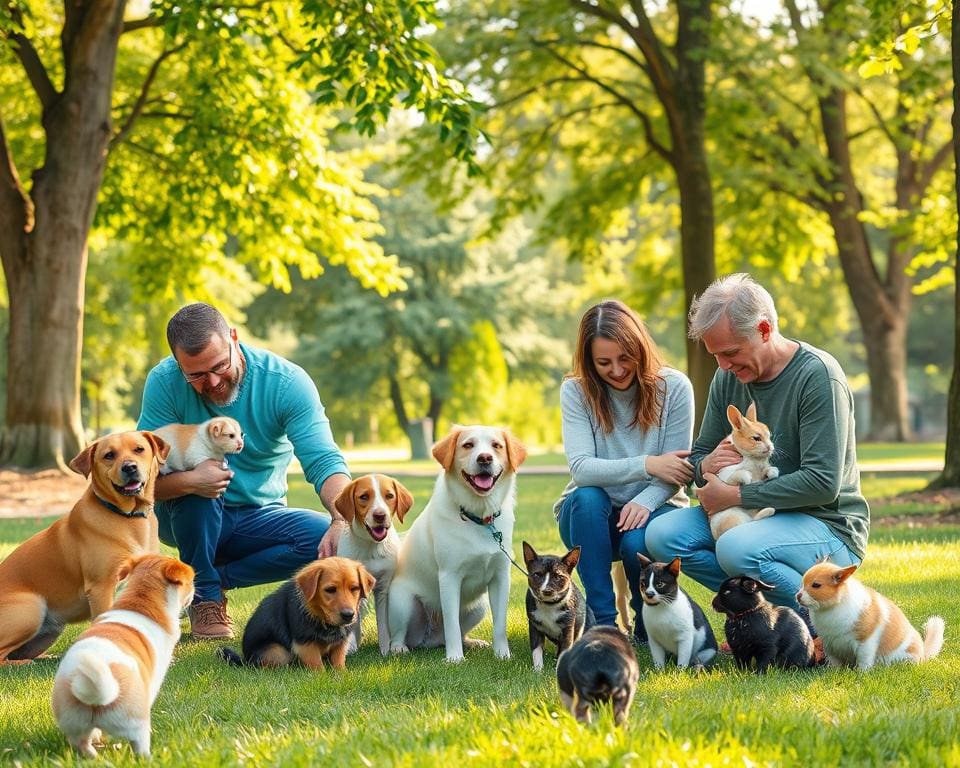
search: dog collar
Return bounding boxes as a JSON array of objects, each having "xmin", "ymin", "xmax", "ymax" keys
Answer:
[
  {"xmin": 459, "ymin": 506, "xmax": 501, "ymax": 526},
  {"xmin": 95, "ymin": 494, "xmax": 149, "ymax": 519},
  {"xmin": 729, "ymin": 604, "xmax": 765, "ymax": 620}
]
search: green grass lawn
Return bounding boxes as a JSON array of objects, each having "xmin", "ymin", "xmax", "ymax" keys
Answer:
[{"xmin": 2, "ymin": 475, "xmax": 959, "ymax": 766}]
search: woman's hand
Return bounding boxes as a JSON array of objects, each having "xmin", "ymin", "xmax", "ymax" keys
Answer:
[
  {"xmin": 646, "ymin": 450, "xmax": 694, "ymax": 485},
  {"xmin": 617, "ymin": 502, "xmax": 651, "ymax": 531}
]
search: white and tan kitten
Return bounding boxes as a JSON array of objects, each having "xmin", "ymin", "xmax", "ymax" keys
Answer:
[
  {"xmin": 710, "ymin": 402, "xmax": 778, "ymax": 539},
  {"xmin": 797, "ymin": 562, "xmax": 944, "ymax": 670},
  {"xmin": 152, "ymin": 417, "xmax": 244, "ymax": 475}
]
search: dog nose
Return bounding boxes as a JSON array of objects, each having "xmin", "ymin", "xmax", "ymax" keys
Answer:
[
  {"xmin": 477, "ymin": 453, "xmax": 493, "ymax": 465},
  {"xmin": 645, "ymin": 590, "xmax": 655, "ymax": 598},
  {"xmin": 373, "ymin": 512, "xmax": 387, "ymax": 525},
  {"xmin": 340, "ymin": 609, "xmax": 356, "ymax": 623},
  {"xmin": 121, "ymin": 461, "xmax": 139, "ymax": 477}
]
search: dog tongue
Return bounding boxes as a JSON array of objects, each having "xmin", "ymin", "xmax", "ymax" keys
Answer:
[
  {"xmin": 473, "ymin": 474, "xmax": 494, "ymax": 491},
  {"xmin": 124, "ymin": 481, "xmax": 142, "ymax": 492}
]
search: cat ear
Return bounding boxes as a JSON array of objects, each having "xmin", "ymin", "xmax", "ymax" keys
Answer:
[
  {"xmin": 749, "ymin": 578, "xmax": 775, "ymax": 592},
  {"xmin": 667, "ymin": 557, "xmax": 682, "ymax": 577},
  {"xmin": 834, "ymin": 564, "xmax": 858, "ymax": 584},
  {"xmin": 726, "ymin": 404, "xmax": 743, "ymax": 430},
  {"xmin": 522, "ymin": 541, "xmax": 537, "ymax": 565},
  {"xmin": 746, "ymin": 402, "xmax": 757, "ymax": 422},
  {"xmin": 636, "ymin": 553, "xmax": 653, "ymax": 568},
  {"xmin": 562, "ymin": 546, "xmax": 581, "ymax": 571}
]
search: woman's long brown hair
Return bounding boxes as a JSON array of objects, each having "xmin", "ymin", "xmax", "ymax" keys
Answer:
[{"xmin": 567, "ymin": 300, "xmax": 664, "ymax": 433}]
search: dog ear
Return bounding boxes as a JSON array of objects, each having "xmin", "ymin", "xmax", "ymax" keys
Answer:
[
  {"xmin": 209, "ymin": 420, "xmax": 224, "ymax": 439},
  {"xmin": 522, "ymin": 541, "xmax": 537, "ymax": 565},
  {"xmin": 357, "ymin": 565, "xmax": 376, "ymax": 599},
  {"xmin": 116, "ymin": 555, "xmax": 139, "ymax": 582},
  {"xmin": 68, "ymin": 441, "xmax": 99, "ymax": 478},
  {"xmin": 667, "ymin": 557, "xmax": 682, "ymax": 577},
  {"xmin": 834, "ymin": 564, "xmax": 858, "ymax": 584},
  {"xmin": 726, "ymin": 404, "xmax": 743, "ymax": 430},
  {"xmin": 141, "ymin": 431, "xmax": 171, "ymax": 465},
  {"xmin": 562, "ymin": 545, "xmax": 582, "ymax": 571},
  {"xmin": 745, "ymin": 402, "xmax": 757, "ymax": 422},
  {"xmin": 390, "ymin": 478, "xmax": 414, "ymax": 523},
  {"xmin": 163, "ymin": 558, "xmax": 195, "ymax": 586},
  {"xmin": 503, "ymin": 429, "xmax": 528, "ymax": 473},
  {"xmin": 334, "ymin": 481, "xmax": 358, "ymax": 524},
  {"xmin": 753, "ymin": 578, "xmax": 776, "ymax": 592},
  {"xmin": 295, "ymin": 562, "xmax": 324, "ymax": 602},
  {"xmin": 431, "ymin": 427, "xmax": 462, "ymax": 471}
]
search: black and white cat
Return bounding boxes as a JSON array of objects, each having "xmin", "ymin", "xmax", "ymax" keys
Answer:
[
  {"xmin": 523, "ymin": 542, "xmax": 595, "ymax": 672},
  {"xmin": 636, "ymin": 554, "xmax": 718, "ymax": 670}
]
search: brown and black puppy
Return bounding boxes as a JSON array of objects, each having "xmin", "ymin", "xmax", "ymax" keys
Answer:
[
  {"xmin": 0, "ymin": 431, "xmax": 169, "ymax": 665},
  {"xmin": 220, "ymin": 557, "xmax": 375, "ymax": 671},
  {"xmin": 556, "ymin": 626, "xmax": 639, "ymax": 726}
]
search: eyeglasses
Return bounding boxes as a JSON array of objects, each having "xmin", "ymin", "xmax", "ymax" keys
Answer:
[{"xmin": 180, "ymin": 342, "xmax": 233, "ymax": 384}]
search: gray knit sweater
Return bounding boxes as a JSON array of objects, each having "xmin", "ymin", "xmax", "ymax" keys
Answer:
[{"xmin": 553, "ymin": 367, "xmax": 694, "ymax": 518}]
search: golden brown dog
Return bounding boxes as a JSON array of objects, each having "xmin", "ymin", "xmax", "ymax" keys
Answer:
[
  {"xmin": 0, "ymin": 430, "xmax": 169, "ymax": 664},
  {"xmin": 221, "ymin": 557, "xmax": 375, "ymax": 671}
]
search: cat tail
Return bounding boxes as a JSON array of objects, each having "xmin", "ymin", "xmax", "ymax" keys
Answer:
[{"xmin": 922, "ymin": 616, "xmax": 945, "ymax": 660}]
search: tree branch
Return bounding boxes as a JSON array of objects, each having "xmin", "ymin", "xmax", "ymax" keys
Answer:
[
  {"xmin": 122, "ymin": 16, "xmax": 162, "ymax": 33},
  {"xmin": 110, "ymin": 42, "xmax": 189, "ymax": 149},
  {"xmin": 4, "ymin": 5, "xmax": 58, "ymax": 110},
  {"xmin": 530, "ymin": 40, "xmax": 673, "ymax": 162},
  {"xmin": 0, "ymin": 114, "xmax": 33, "ymax": 273},
  {"xmin": 916, "ymin": 138, "xmax": 954, "ymax": 196},
  {"xmin": 851, "ymin": 85, "xmax": 895, "ymax": 146}
]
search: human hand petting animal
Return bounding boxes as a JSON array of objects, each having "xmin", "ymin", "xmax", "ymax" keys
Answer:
[
  {"xmin": 696, "ymin": 471, "xmax": 742, "ymax": 516},
  {"xmin": 645, "ymin": 449, "xmax": 694, "ymax": 485},
  {"xmin": 188, "ymin": 458, "xmax": 234, "ymax": 499}
]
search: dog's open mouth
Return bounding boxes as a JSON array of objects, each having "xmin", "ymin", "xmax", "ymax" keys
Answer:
[
  {"xmin": 365, "ymin": 523, "xmax": 390, "ymax": 542},
  {"xmin": 462, "ymin": 470, "xmax": 501, "ymax": 494},
  {"xmin": 113, "ymin": 480, "xmax": 145, "ymax": 496}
]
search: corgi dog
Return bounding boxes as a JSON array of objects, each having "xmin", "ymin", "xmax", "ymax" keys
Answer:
[
  {"xmin": 636, "ymin": 554, "xmax": 717, "ymax": 670},
  {"xmin": 152, "ymin": 417, "xmax": 244, "ymax": 474},
  {"xmin": 556, "ymin": 626, "xmax": 639, "ymax": 726},
  {"xmin": 335, "ymin": 474, "xmax": 414, "ymax": 655},
  {"xmin": 522, "ymin": 542, "xmax": 595, "ymax": 671},
  {"xmin": 797, "ymin": 562, "xmax": 945, "ymax": 670},
  {"xmin": 51, "ymin": 554, "xmax": 195, "ymax": 758},
  {"xmin": 710, "ymin": 403, "xmax": 778, "ymax": 539}
]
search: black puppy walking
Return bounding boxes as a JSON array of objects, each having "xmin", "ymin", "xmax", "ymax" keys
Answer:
[
  {"xmin": 523, "ymin": 542, "xmax": 595, "ymax": 671},
  {"xmin": 713, "ymin": 575, "xmax": 816, "ymax": 672},
  {"xmin": 556, "ymin": 626, "xmax": 639, "ymax": 726}
]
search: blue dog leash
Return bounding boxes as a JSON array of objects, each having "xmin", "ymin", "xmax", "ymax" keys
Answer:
[{"xmin": 459, "ymin": 506, "xmax": 529, "ymax": 577}]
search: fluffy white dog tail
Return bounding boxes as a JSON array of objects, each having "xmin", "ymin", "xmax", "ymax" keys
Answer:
[
  {"xmin": 69, "ymin": 651, "xmax": 120, "ymax": 706},
  {"xmin": 922, "ymin": 616, "xmax": 945, "ymax": 660}
]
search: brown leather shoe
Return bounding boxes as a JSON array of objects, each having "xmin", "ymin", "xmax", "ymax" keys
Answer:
[{"xmin": 189, "ymin": 597, "xmax": 234, "ymax": 639}]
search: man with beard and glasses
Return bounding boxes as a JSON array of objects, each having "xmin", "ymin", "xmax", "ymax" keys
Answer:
[{"xmin": 137, "ymin": 303, "xmax": 351, "ymax": 639}]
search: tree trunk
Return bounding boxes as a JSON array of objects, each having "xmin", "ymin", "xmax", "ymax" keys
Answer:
[
  {"xmin": 929, "ymin": 0, "xmax": 960, "ymax": 489},
  {"xmin": 818, "ymin": 89, "xmax": 912, "ymax": 441},
  {"xmin": 0, "ymin": 1, "xmax": 126, "ymax": 470}
]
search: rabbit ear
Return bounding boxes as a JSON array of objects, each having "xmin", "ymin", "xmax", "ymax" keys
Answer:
[
  {"xmin": 745, "ymin": 402, "xmax": 757, "ymax": 421},
  {"xmin": 726, "ymin": 404, "xmax": 743, "ymax": 430}
]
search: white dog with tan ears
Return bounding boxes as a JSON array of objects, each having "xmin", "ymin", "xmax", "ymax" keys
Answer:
[{"xmin": 388, "ymin": 425, "xmax": 527, "ymax": 662}]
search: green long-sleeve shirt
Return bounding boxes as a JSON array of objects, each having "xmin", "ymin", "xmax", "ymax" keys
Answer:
[{"xmin": 691, "ymin": 342, "xmax": 869, "ymax": 559}]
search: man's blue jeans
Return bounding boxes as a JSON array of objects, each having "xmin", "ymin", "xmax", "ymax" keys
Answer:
[
  {"xmin": 557, "ymin": 486, "xmax": 677, "ymax": 632},
  {"xmin": 156, "ymin": 495, "xmax": 330, "ymax": 603},
  {"xmin": 644, "ymin": 504, "xmax": 860, "ymax": 609}
]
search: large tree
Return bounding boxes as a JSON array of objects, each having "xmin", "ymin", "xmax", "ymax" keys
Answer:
[
  {"xmin": 718, "ymin": 1, "xmax": 954, "ymax": 440},
  {"xmin": 0, "ymin": 0, "xmax": 475, "ymax": 470},
  {"xmin": 428, "ymin": 0, "xmax": 718, "ymax": 426}
]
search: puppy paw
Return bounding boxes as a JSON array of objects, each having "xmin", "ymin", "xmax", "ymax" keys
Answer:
[
  {"xmin": 764, "ymin": 466, "xmax": 780, "ymax": 480},
  {"xmin": 494, "ymin": 646, "xmax": 511, "ymax": 660},
  {"xmin": 445, "ymin": 653, "xmax": 465, "ymax": 664},
  {"xmin": 390, "ymin": 644, "xmax": 410, "ymax": 655}
]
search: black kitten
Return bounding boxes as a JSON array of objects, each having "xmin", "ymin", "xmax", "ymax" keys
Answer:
[
  {"xmin": 556, "ymin": 626, "xmax": 639, "ymax": 725},
  {"xmin": 523, "ymin": 541, "xmax": 596, "ymax": 671},
  {"xmin": 712, "ymin": 575, "xmax": 816, "ymax": 672}
]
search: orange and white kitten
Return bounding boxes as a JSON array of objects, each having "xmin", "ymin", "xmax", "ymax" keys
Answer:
[
  {"xmin": 797, "ymin": 562, "xmax": 945, "ymax": 670},
  {"xmin": 52, "ymin": 554, "xmax": 195, "ymax": 758},
  {"xmin": 153, "ymin": 417, "xmax": 244, "ymax": 474},
  {"xmin": 710, "ymin": 403, "xmax": 778, "ymax": 539}
]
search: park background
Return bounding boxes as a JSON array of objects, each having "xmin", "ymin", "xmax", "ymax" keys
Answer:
[{"xmin": 2, "ymin": 1, "xmax": 960, "ymax": 765}]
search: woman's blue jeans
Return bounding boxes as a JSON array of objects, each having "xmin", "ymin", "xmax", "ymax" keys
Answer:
[
  {"xmin": 557, "ymin": 486, "xmax": 677, "ymax": 634},
  {"xmin": 155, "ymin": 495, "xmax": 330, "ymax": 603}
]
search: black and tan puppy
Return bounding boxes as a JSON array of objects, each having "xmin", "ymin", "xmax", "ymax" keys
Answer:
[
  {"xmin": 220, "ymin": 557, "xmax": 375, "ymax": 671},
  {"xmin": 523, "ymin": 542, "xmax": 595, "ymax": 672},
  {"xmin": 556, "ymin": 626, "xmax": 639, "ymax": 725},
  {"xmin": 713, "ymin": 575, "xmax": 816, "ymax": 672}
]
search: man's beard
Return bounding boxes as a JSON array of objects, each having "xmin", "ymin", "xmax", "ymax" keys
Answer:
[{"xmin": 202, "ymin": 358, "xmax": 245, "ymax": 406}]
